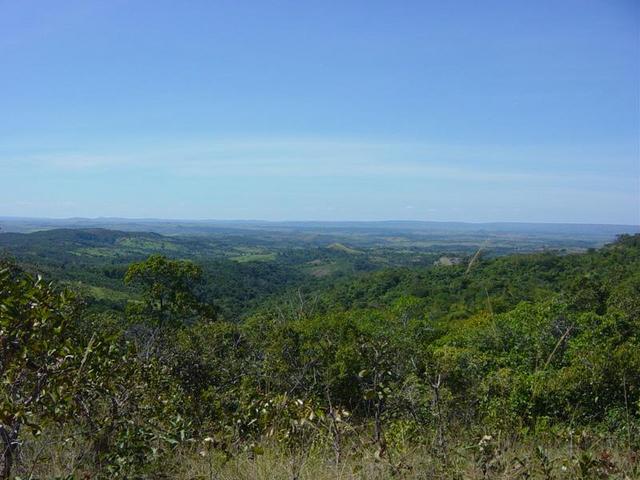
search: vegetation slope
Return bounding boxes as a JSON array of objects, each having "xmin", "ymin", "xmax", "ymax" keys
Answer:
[{"xmin": 0, "ymin": 234, "xmax": 639, "ymax": 478}]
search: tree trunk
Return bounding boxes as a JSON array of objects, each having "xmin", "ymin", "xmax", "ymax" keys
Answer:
[{"xmin": 0, "ymin": 423, "xmax": 20, "ymax": 480}]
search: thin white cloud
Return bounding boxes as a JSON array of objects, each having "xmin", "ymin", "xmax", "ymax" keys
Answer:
[{"xmin": 1, "ymin": 138, "xmax": 635, "ymax": 190}]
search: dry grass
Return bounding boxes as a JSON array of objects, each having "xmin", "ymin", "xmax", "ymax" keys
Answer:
[
  {"xmin": 13, "ymin": 429, "xmax": 639, "ymax": 479},
  {"xmin": 172, "ymin": 440, "xmax": 638, "ymax": 480}
]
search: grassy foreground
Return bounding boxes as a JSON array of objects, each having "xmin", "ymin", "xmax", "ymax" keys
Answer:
[{"xmin": 17, "ymin": 428, "xmax": 638, "ymax": 479}]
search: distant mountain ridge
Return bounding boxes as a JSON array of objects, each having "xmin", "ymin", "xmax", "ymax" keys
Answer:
[
  {"xmin": 1, "ymin": 216, "xmax": 638, "ymax": 238},
  {"xmin": 0, "ymin": 228, "xmax": 160, "ymax": 247}
]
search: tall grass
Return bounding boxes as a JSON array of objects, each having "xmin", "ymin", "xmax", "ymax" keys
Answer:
[{"xmin": 15, "ymin": 426, "xmax": 638, "ymax": 479}]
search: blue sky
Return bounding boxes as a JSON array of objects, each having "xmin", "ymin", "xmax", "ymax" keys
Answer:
[{"xmin": 1, "ymin": 0, "xmax": 638, "ymax": 223}]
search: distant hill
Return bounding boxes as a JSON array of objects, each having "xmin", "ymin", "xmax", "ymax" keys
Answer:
[
  {"xmin": 326, "ymin": 242, "xmax": 363, "ymax": 254},
  {"xmin": 1, "ymin": 217, "xmax": 638, "ymax": 240},
  {"xmin": 0, "ymin": 228, "xmax": 161, "ymax": 247}
]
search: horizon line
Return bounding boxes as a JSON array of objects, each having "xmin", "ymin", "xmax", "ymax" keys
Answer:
[{"xmin": 1, "ymin": 215, "xmax": 638, "ymax": 228}]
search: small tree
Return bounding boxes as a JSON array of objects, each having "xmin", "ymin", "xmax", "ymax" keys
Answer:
[
  {"xmin": 0, "ymin": 264, "xmax": 80, "ymax": 479},
  {"xmin": 124, "ymin": 254, "xmax": 215, "ymax": 329}
]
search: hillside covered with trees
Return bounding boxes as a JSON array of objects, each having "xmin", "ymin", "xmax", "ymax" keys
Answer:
[{"xmin": 1, "ymin": 234, "xmax": 639, "ymax": 478}]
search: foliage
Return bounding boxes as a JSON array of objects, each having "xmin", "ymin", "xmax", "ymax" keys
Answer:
[
  {"xmin": 1, "ymin": 234, "xmax": 640, "ymax": 478},
  {"xmin": 0, "ymin": 264, "xmax": 80, "ymax": 478},
  {"xmin": 124, "ymin": 254, "xmax": 216, "ymax": 328}
]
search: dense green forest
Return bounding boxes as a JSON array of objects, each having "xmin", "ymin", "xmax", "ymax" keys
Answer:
[{"xmin": 1, "ymin": 232, "xmax": 639, "ymax": 478}]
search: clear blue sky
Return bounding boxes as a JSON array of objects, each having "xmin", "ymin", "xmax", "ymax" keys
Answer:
[{"xmin": 1, "ymin": 0, "xmax": 638, "ymax": 223}]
